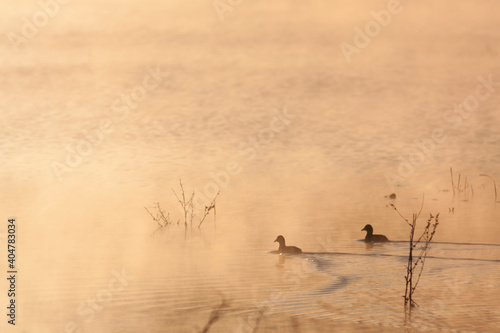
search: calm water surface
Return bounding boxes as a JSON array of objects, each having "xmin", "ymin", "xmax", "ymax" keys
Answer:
[{"xmin": 1, "ymin": 0, "xmax": 500, "ymax": 332}]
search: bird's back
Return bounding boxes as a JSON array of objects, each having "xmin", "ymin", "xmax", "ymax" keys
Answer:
[
  {"xmin": 285, "ymin": 245, "xmax": 302, "ymax": 254},
  {"xmin": 367, "ymin": 234, "xmax": 389, "ymax": 242}
]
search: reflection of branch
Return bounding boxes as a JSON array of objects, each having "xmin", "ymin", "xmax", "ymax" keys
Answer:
[
  {"xmin": 200, "ymin": 296, "xmax": 228, "ymax": 333},
  {"xmin": 198, "ymin": 191, "xmax": 220, "ymax": 229}
]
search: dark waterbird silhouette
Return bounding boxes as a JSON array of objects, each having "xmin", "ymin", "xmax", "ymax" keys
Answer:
[
  {"xmin": 361, "ymin": 224, "xmax": 389, "ymax": 243},
  {"xmin": 274, "ymin": 235, "xmax": 302, "ymax": 254}
]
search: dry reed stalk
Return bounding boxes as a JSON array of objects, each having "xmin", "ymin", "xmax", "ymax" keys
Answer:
[
  {"xmin": 146, "ymin": 179, "xmax": 220, "ymax": 236},
  {"xmin": 479, "ymin": 174, "xmax": 498, "ymax": 202},
  {"xmin": 390, "ymin": 200, "xmax": 439, "ymax": 311}
]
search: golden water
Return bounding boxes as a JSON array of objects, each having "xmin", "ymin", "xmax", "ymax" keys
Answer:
[{"xmin": 1, "ymin": 0, "xmax": 500, "ymax": 332}]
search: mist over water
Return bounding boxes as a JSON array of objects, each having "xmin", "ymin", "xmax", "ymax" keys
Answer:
[{"xmin": 1, "ymin": 0, "xmax": 500, "ymax": 332}]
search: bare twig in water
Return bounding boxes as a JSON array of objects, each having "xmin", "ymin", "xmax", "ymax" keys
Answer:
[
  {"xmin": 479, "ymin": 174, "xmax": 498, "ymax": 202},
  {"xmin": 389, "ymin": 203, "xmax": 410, "ymax": 226},
  {"xmin": 144, "ymin": 202, "xmax": 176, "ymax": 234},
  {"xmin": 200, "ymin": 296, "xmax": 229, "ymax": 333},
  {"xmin": 390, "ymin": 198, "xmax": 439, "ymax": 311},
  {"xmin": 198, "ymin": 191, "xmax": 220, "ymax": 230},
  {"xmin": 189, "ymin": 191, "xmax": 196, "ymax": 228},
  {"xmin": 411, "ymin": 214, "xmax": 439, "ymax": 293},
  {"xmin": 146, "ymin": 180, "xmax": 221, "ymax": 236},
  {"xmin": 450, "ymin": 167, "xmax": 475, "ymax": 200},
  {"xmin": 172, "ymin": 179, "xmax": 196, "ymax": 229},
  {"xmin": 450, "ymin": 167, "xmax": 455, "ymax": 196}
]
